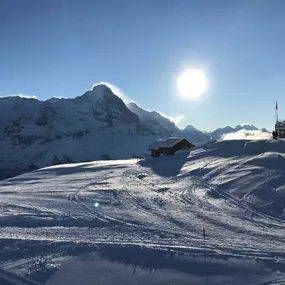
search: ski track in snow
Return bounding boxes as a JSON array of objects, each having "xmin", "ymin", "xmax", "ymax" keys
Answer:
[{"xmin": 2, "ymin": 140, "xmax": 285, "ymax": 283}]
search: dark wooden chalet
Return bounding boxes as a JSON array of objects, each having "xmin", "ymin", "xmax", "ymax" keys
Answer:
[{"xmin": 148, "ymin": 137, "xmax": 195, "ymax": 157}]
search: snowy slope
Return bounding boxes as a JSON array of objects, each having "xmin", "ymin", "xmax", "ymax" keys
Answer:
[{"xmin": 1, "ymin": 139, "xmax": 285, "ymax": 284}]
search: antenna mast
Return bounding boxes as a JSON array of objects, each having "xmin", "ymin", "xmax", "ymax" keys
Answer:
[{"xmin": 276, "ymin": 102, "xmax": 278, "ymax": 123}]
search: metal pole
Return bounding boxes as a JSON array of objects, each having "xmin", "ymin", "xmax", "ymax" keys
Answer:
[
  {"xmin": 275, "ymin": 102, "xmax": 278, "ymax": 139},
  {"xmin": 204, "ymin": 239, "xmax": 208, "ymax": 285},
  {"xmin": 276, "ymin": 102, "xmax": 278, "ymax": 123},
  {"xmin": 275, "ymin": 102, "xmax": 277, "ymax": 125}
]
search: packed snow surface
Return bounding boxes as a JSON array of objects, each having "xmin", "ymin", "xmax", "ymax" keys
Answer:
[{"xmin": 1, "ymin": 139, "xmax": 285, "ymax": 284}]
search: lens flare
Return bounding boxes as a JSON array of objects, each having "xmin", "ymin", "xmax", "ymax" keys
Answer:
[{"xmin": 94, "ymin": 202, "xmax": 99, "ymax": 208}]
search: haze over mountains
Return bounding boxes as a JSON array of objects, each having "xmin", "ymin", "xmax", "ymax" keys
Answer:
[{"xmin": 0, "ymin": 83, "xmax": 266, "ymax": 180}]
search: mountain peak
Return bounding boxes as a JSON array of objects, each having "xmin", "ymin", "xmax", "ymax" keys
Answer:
[
  {"xmin": 128, "ymin": 101, "xmax": 138, "ymax": 106},
  {"xmin": 184, "ymin": 125, "xmax": 199, "ymax": 132},
  {"xmin": 91, "ymin": 83, "xmax": 112, "ymax": 93},
  {"xmin": 235, "ymin": 124, "xmax": 258, "ymax": 131},
  {"xmin": 80, "ymin": 84, "xmax": 116, "ymax": 103},
  {"xmin": 127, "ymin": 101, "xmax": 142, "ymax": 110},
  {"xmin": 127, "ymin": 102, "xmax": 178, "ymax": 136},
  {"xmin": 127, "ymin": 102, "xmax": 150, "ymax": 118}
]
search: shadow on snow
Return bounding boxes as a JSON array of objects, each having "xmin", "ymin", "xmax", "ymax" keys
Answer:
[
  {"xmin": 138, "ymin": 150, "xmax": 191, "ymax": 177},
  {"xmin": 97, "ymin": 245, "xmax": 265, "ymax": 276}
]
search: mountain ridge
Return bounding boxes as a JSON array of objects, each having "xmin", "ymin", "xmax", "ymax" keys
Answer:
[{"xmin": 0, "ymin": 83, "xmax": 266, "ymax": 180}]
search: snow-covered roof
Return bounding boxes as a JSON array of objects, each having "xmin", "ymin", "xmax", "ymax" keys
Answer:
[
  {"xmin": 148, "ymin": 139, "xmax": 164, "ymax": 150},
  {"xmin": 148, "ymin": 137, "xmax": 186, "ymax": 150}
]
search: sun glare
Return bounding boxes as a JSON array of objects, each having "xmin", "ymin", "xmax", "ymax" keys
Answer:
[{"xmin": 177, "ymin": 69, "xmax": 207, "ymax": 99}]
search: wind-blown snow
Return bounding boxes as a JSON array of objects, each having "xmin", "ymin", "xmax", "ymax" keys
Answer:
[
  {"xmin": 221, "ymin": 129, "xmax": 271, "ymax": 140},
  {"xmin": 4, "ymin": 93, "xmax": 37, "ymax": 99},
  {"xmin": 158, "ymin": 112, "xmax": 185, "ymax": 125},
  {"xmin": 92, "ymin": 81, "xmax": 130, "ymax": 103}
]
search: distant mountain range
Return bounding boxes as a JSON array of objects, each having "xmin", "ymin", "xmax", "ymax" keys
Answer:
[
  {"xmin": 207, "ymin": 124, "xmax": 259, "ymax": 140},
  {"xmin": 127, "ymin": 101, "xmax": 261, "ymax": 143},
  {"xmin": 0, "ymin": 83, "xmax": 266, "ymax": 180}
]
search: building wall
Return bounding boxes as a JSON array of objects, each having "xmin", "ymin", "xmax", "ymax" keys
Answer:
[
  {"xmin": 151, "ymin": 149, "xmax": 161, "ymax": 157},
  {"xmin": 160, "ymin": 139, "xmax": 195, "ymax": 155},
  {"xmin": 150, "ymin": 139, "xmax": 195, "ymax": 157},
  {"xmin": 171, "ymin": 139, "xmax": 195, "ymax": 153}
]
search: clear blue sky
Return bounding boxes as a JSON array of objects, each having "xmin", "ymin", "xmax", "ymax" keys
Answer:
[{"xmin": 1, "ymin": 0, "xmax": 285, "ymax": 131}]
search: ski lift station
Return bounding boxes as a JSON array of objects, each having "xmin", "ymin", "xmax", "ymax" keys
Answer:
[
  {"xmin": 275, "ymin": 102, "xmax": 285, "ymax": 139},
  {"xmin": 275, "ymin": 120, "xmax": 285, "ymax": 139}
]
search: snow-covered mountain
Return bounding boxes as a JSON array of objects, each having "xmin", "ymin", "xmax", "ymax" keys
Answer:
[
  {"xmin": 126, "ymin": 103, "xmax": 261, "ymax": 143},
  {"xmin": 234, "ymin": 124, "xmax": 258, "ymax": 132},
  {"xmin": 209, "ymin": 124, "xmax": 260, "ymax": 140},
  {"xmin": 209, "ymin": 126, "xmax": 235, "ymax": 140},
  {"xmin": 127, "ymin": 102, "xmax": 210, "ymax": 144},
  {"xmin": 184, "ymin": 125, "xmax": 199, "ymax": 132},
  {"xmin": 0, "ymin": 83, "xmax": 264, "ymax": 180},
  {"xmin": 181, "ymin": 124, "xmax": 210, "ymax": 144},
  {"xmin": 0, "ymin": 84, "xmax": 159, "ymax": 179},
  {"xmin": 127, "ymin": 102, "xmax": 179, "ymax": 136}
]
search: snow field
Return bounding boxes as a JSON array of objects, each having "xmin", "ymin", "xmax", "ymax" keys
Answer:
[{"xmin": 1, "ymin": 139, "xmax": 285, "ymax": 284}]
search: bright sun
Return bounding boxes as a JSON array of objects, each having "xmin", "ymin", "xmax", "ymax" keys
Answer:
[{"xmin": 177, "ymin": 69, "xmax": 207, "ymax": 99}]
